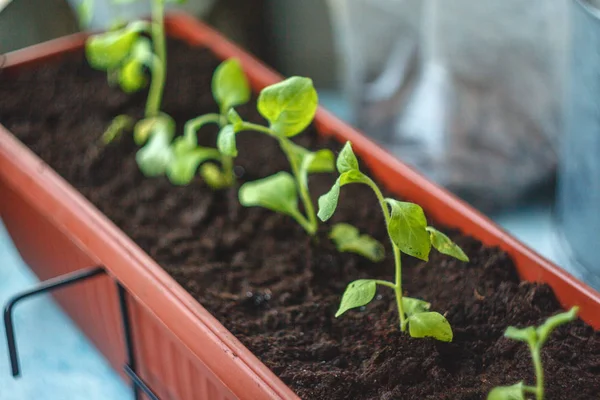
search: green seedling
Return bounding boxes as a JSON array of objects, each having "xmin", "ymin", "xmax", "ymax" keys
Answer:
[
  {"xmin": 318, "ymin": 142, "xmax": 469, "ymax": 341},
  {"xmin": 85, "ymin": 0, "xmax": 184, "ymax": 177},
  {"xmin": 215, "ymin": 75, "xmax": 327, "ymax": 235},
  {"xmin": 165, "ymin": 58, "xmax": 251, "ymax": 188},
  {"xmin": 213, "ymin": 74, "xmax": 379, "ymax": 246},
  {"xmin": 488, "ymin": 307, "xmax": 579, "ymax": 400}
]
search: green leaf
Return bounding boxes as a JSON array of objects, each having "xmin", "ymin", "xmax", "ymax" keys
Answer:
[
  {"xmin": 133, "ymin": 114, "xmax": 174, "ymax": 146},
  {"xmin": 77, "ymin": 0, "xmax": 94, "ymax": 28},
  {"xmin": 212, "ymin": 58, "xmax": 251, "ymax": 112},
  {"xmin": 408, "ymin": 312, "xmax": 453, "ymax": 342},
  {"xmin": 336, "ymin": 141, "xmax": 359, "ymax": 173},
  {"xmin": 335, "ymin": 279, "xmax": 377, "ymax": 317},
  {"xmin": 85, "ymin": 21, "xmax": 149, "ymax": 70},
  {"xmin": 297, "ymin": 147, "xmax": 335, "ymax": 190},
  {"xmin": 166, "ymin": 137, "xmax": 221, "ymax": 186},
  {"xmin": 100, "ymin": 115, "xmax": 134, "ymax": 144},
  {"xmin": 239, "ymin": 172, "xmax": 300, "ymax": 217},
  {"xmin": 402, "ymin": 297, "xmax": 431, "ymax": 317},
  {"xmin": 317, "ymin": 170, "xmax": 369, "ymax": 222},
  {"xmin": 117, "ymin": 37, "xmax": 153, "ymax": 93},
  {"xmin": 487, "ymin": 383, "xmax": 526, "ymax": 400},
  {"xmin": 227, "ymin": 108, "xmax": 243, "ymax": 129},
  {"xmin": 317, "ymin": 180, "xmax": 340, "ymax": 222},
  {"xmin": 306, "ymin": 149, "xmax": 335, "ymax": 174},
  {"xmin": 199, "ymin": 163, "xmax": 230, "ymax": 190},
  {"xmin": 136, "ymin": 129, "xmax": 174, "ymax": 177},
  {"xmin": 426, "ymin": 226, "xmax": 469, "ymax": 262},
  {"xmin": 257, "ymin": 76, "xmax": 318, "ymax": 137},
  {"xmin": 217, "ymin": 125, "xmax": 238, "ymax": 157},
  {"xmin": 504, "ymin": 326, "xmax": 537, "ymax": 345},
  {"xmin": 118, "ymin": 57, "xmax": 147, "ymax": 93},
  {"xmin": 329, "ymin": 223, "xmax": 385, "ymax": 262},
  {"xmin": 536, "ymin": 306, "xmax": 578, "ymax": 347},
  {"xmin": 385, "ymin": 200, "xmax": 431, "ymax": 261}
]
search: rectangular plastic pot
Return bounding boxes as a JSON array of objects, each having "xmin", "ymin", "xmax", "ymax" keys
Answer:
[{"xmin": 1, "ymin": 12, "xmax": 599, "ymax": 400}]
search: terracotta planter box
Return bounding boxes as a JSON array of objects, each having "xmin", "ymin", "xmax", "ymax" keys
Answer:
[{"xmin": 1, "ymin": 12, "xmax": 599, "ymax": 400}]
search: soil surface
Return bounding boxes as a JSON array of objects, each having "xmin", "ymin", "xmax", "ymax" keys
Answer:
[{"xmin": 1, "ymin": 40, "xmax": 599, "ymax": 400}]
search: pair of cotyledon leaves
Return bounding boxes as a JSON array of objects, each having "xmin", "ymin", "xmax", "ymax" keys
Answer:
[
  {"xmin": 322, "ymin": 143, "xmax": 469, "ymax": 342},
  {"xmin": 487, "ymin": 307, "xmax": 578, "ymax": 400}
]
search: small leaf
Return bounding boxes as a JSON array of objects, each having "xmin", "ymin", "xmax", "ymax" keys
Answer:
[
  {"xmin": 329, "ymin": 223, "xmax": 385, "ymax": 262},
  {"xmin": 317, "ymin": 180, "xmax": 340, "ymax": 222},
  {"xmin": 402, "ymin": 297, "xmax": 431, "ymax": 317},
  {"xmin": 386, "ymin": 200, "xmax": 431, "ymax": 261},
  {"xmin": 239, "ymin": 172, "xmax": 300, "ymax": 217},
  {"xmin": 136, "ymin": 129, "xmax": 174, "ymax": 177},
  {"xmin": 166, "ymin": 138, "xmax": 221, "ymax": 186},
  {"xmin": 77, "ymin": 0, "xmax": 94, "ymax": 28},
  {"xmin": 536, "ymin": 306, "xmax": 578, "ymax": 347},
  {"xmin": 217, "ymin": 125, "xmax": 238, "ymax": 157},
  {"xmin": 504, "ymin": 326, "xmax": 537, "ymax": 345},
  {"xmin": 335, "ymin": 280, "xmax": 377, "ymax": 317},
  {"xmin": 133, "ymin": 114, "xmax": 174, "ymax": 146},
  {"xmin": 298, "ymin": 147, "xmax": 335, "ymax": 190},
  {"xmin": 317, "ymin": 170, "xmax": 369, "ymax": 222},
  {"xmin": 212, "ymin": 58, "xmax": 251, "ymax": 112},
  {"xmin": 408, "ymin": 312, "xmax": 453, "ymax": 342},
  {"xmin": 336, "ymin": 141, "xmax": 359, "ymax": 173},
  {"xmin": 85, "ymin": 21, "xmax": 149, "ymax": 70},
  {"xmin": 101, "ymin": 115, "xmax": 134, "ymax": 144},
  {"xmin": 199, "ymin": 163, "xmax": 230, "ymax": 190},
  {"xmin": 426, "ymin": 226, "xmax": 469, "ymax": 262},
  {"xmin": 118, "ymin": 57, "xmax": 147, "ymax": 93},
  {"xmin": 227, "ymin": 108, "xmax": 243, "ymax": 129},
  {"xmin": 306, "ymin": 149, "xmax": 335, "ymax": 174},
  {"xmin": 487, "ymin": 382, "xmax": 526, "ymax": 400},
  {"xmin": 257, "ymin": 76, "xmax": 318, "ymax": 137}
]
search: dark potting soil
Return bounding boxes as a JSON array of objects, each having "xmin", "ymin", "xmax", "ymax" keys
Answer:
[{"xmin": 1, "ymin": 39, "xmax": 599, "ymax": 400}]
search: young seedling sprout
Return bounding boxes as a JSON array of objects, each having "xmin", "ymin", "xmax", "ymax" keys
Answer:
[
  {"xmin": 165, "ymin": 58, "xmax": 251, "ymax": 188},
  {"xmin": 318, "ymin": 142, "xmax": 469, "ymax": 341},
  {"xmin": 488, "ymin": 307, "xmax": 579, "ymax": 400},
  {"xmin": 213, "ymin": 73, "xmax": 382, "ymax": 255}
]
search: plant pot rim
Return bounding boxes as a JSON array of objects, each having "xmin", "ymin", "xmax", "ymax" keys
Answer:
[{"xmin": 1, "ymin": 11, "xmax": 599, "ymax": 399}]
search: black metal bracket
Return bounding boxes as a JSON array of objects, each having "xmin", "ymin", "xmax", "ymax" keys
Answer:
[{"xmin": 3, "ymin": 266, "xmax": 159, "ymax": 400}]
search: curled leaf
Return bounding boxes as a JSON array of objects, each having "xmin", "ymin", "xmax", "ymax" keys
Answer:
[
  {"xmin": 212, "ymin": 58, "xmax": 251, "ymax": 112},
  {"xmin": 408, "ymin": 311, "xmax": 453, "ymax": 342},
  {"xmin": 85, "ymin": 21, "xmax": 149, "ymax": 70},
  {"xmin": 136, "ymin": 128, "xmax": 174, "ymax": 177},
  {"xmin": 199, "ymin": 162, "xmax": 231, "ymax": 190},
  {"xmin": 385, "ymin": 199, "xmax": 431, "ymax": 261},
  {"xmin": 336, "ymin": 279, "xmax": 377, "ymax": 317},
  {"xmin": 239, "ymin": 172, "xmax": 299, "ymax": 217},
  {"xmin": 317, "ymin": 170, "xmax": 369, "ymax": 222},
  {"xmin": 257, "ymin": 76, "xmax": 318, "ymax": 137},
  {"xmin": 336, "ymin": 141, "xmax": 359, "ymax": 173},
  {"xmin": 487, "ymin": 382, "xmax": 526, "ymax": 400},
  {"xmin": 329, "ymin": 223, "xmax": 384, "ymax": 262},
  {"xmin": 166, "ymin": 137, "xmax": 221, "ymax": 186},
  {"xmin": 426, "ymin": 226, "xmax": 469, "ymax": 262},
  {"xmin": 118, "ymin": 57, "xmax": 147, "ymax": 93},
  {"xmin": 133, "ymin": 114, "xmax": 174, "ymax": 146},
  {"xmin": 217, "ymin": 125, "xmax": 238, "ymax": 157},
  {"xmin": 402, "ymin": 297, "xmax": 431, "ymax": 317}
]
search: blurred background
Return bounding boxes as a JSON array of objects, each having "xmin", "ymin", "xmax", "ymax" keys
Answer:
[{"xmin": 0, "ymin": 0, "xmax": 599, "ymax": 397}]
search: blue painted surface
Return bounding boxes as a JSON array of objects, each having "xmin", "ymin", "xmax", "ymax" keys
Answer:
[{"xmin": 0, "ymin": 219, "xmax": 130, "ymax": 400}]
